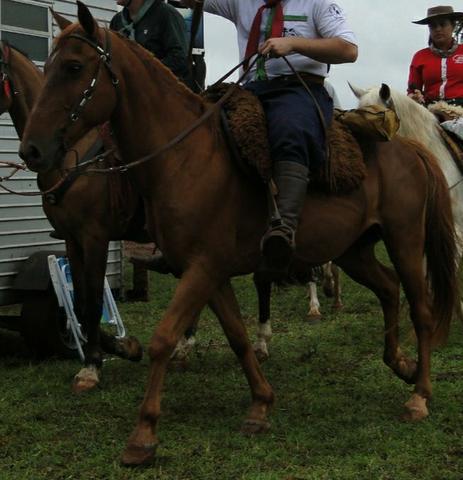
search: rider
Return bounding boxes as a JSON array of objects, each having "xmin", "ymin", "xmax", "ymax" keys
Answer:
[
  {"xmin": 110, "ymin": 0, "xmax": 190, "ymax": 83},
  {"xmin": 181, "ymin": 0, "xmax": 357, "ymax": 280},
  {"xmin": 408, "ymin": 5, "xmax": 463, "ymax": 106}
]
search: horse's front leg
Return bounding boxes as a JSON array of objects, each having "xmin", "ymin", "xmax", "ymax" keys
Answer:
[
  {"xmin": 209, "ymin": 280, "xmax": 274, "ymax": 433},
  {"xmin": 67, "ymin": 239, "xmax": 108, "ymax": 393},
  {"xmin": 122, "ymin": 265, "xmax": 219, "ymax": 466}
]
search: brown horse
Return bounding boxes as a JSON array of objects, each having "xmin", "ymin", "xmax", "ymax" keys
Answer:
[
  {"xmin": 0, "ymin": 40, "xmax": 144, "ymax": 379},
  {"xmin": 20, "ymin": 3, "xmax": 458, "ymax": 466}
]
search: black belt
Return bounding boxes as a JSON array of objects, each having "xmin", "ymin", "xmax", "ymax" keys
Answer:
[{"xmin": 268, "ymin": 72, "xmax": 325, "ymax": 87}]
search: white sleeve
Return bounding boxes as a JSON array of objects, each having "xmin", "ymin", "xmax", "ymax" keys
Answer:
[
  {"xmin": 204, "ymin": 0, "xmax": 237, "ymax": 22},
  {"xmin": 313, "ymin": 0, "xmax": 357, "ymax": 45}
]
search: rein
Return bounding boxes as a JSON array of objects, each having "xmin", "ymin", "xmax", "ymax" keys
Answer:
[
  {"xmin": 4, "ymin": 27, "xmax": 328, "ymax": 196},
  {"xmin": 80, "ymin": 53, "xmax": 261, "ymax": 175}
]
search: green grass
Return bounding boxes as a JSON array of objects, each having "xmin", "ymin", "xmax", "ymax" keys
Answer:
[{"xmin": 0, "ymin": 257, "xmax": 462, "ymax": 480}]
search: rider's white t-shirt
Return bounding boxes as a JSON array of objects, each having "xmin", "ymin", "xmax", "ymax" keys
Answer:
[{"xmin": 204, "ymin": 0, "xmax": 357, "ymax": 80}]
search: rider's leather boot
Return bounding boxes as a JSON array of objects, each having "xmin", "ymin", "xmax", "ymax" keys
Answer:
[{"xmin": 257, "ymin": 161, "xmax": 308, "ymax": 282}]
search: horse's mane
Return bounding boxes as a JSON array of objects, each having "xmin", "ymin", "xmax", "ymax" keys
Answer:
[
  {"xmin": 114, "ymin": 31, "xmax": 201, "ymax": 100},
  {"xmin": 360, "ymin": 86, "xmax": 444, "ymax": 153},
  {"xmin": 54, "ymin": 24, "xmax": 205, "ymax": 112}
]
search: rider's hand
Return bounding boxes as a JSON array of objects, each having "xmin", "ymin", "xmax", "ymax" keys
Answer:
[
  {"xmin": 259, "ymin": 38, "xmax": 295, "ymax": 58},
  {"xmin": 408, "ymin": 89, "xmax": 425, "ymax": 104}
]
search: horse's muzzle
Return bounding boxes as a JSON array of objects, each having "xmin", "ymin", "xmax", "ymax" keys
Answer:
[{"xmin": 19, "ymin": 138, "xmax": 63, "ymax": 173}]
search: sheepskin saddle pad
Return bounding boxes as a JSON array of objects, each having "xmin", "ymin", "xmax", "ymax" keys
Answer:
[{"xmin": 203, "ymin": 83, "xmax": 366, "ymax": 193}]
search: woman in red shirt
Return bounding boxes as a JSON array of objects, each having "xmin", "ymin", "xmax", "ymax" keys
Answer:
[{"xmin": 408, "ymin": 5, "xmax": 463, "ymax": 105}]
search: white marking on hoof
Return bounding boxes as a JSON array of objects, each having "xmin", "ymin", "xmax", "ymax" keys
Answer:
[
  {"xmin": 73, "ymin": 365, "xmax": 100, "ymax": 393},
  {"xmin": 403, "ymin": 393, "xmax": 429, "ymax": 421},
  {"xmin": 253, "ymin": 340, "xmax": 269, "ymax": 362}
]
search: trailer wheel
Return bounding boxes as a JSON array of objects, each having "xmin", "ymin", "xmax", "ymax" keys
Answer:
[{"xmin": 20, "ymin": 287, "xmax": 79, "ymax": 359}]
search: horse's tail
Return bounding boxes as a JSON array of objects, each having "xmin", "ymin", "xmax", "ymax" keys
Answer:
[{"xmin": 415, "ymin": 141, "xmax": 459, "ymax": 346}]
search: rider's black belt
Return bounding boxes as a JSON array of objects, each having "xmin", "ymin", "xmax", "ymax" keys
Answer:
[{"xmin": 267, "ymin": 72, "xmax": 325, "ymax": 88}]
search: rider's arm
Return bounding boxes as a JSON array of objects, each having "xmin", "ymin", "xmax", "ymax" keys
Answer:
[
  {"xmin": 260, "ymin": 37, "xmax": 357, "ymax": 64},
  {"xmin": 407, "ymin": 53, "xmax": 424, "ymax": 97}
]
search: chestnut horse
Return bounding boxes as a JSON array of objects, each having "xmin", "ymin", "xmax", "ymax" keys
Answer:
[
  {"xmin": 0, "ymin": 41, "xmax": 144, "ymax": 373},
  {"xmin": 0, "ymin": 38, "xmax": 294, "ymax": 369},
  {"xmin": 19, "ymin": 3, "xmax": 457, "ymax": 465}
]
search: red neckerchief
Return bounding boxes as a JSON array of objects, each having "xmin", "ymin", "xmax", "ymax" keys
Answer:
[{"xmin": 244, "ymin": 0, "xmax": 284, "ymax": 69}]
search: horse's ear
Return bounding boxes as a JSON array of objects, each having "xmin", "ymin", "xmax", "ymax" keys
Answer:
[
  {"xmin": 379, "ymin": 83, "xmax": 394, "ymax": 109},
  {"xmin": 379, "ymin": 83, "xmax": 391, "ymax": 102},
  {"xmin": 348, "ymin": 82, "xmax": 367, "ymax": 99},
  {"xmin": 50, "ymin": 8, "xmax": 72, "ymax": 31},
  {"xmin": 77, "ymin": 0, "xmax": 97, "ymax": 38}
]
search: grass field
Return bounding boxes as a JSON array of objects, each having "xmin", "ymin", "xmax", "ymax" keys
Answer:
[{"xmin": 0, "ymin": 258, "xmax": 462, "ymax": 480}]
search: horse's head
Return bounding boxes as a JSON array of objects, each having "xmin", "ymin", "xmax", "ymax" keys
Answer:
[
  {"xmin": 19, "ymin": 1, "xmax": 119, "ymax": 172},
  {"xmin": 0, "ymin": 42, "xmax": 14, "ymax": 114},
  {"xmin": 349, "ymin": 82, "xmax": 395, "ymax": 110}
]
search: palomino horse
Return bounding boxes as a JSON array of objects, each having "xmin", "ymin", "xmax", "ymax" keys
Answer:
[
  {"xmin": 20, "ymin": 3, "xmax": 457, "ymax": 465},
  {"xmin": 350, "ymin": 83, "xmax": 463, "ymax": 260},
  {"xmin": 0, "ymin": 41, "xmax": 144, "ymax": 373}
]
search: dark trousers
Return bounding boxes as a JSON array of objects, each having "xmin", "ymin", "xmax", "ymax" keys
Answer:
[{"xmin": 245, "ymin": 80, "xmax": 333, "ymax": 171}]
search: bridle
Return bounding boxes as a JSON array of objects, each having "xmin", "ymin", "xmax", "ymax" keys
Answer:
[
  {"xmin": 0, "ymin": 41, "xmax": 16, "ymax": 102},
  {"xmin": 46, "ymin": 28, "xmax": 119, "ymax": 148}
]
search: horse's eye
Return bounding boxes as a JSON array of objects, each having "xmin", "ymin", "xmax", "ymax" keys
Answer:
[{"xmin": 66, "ymin": 63, "xmax": 83, "ymax": 74}]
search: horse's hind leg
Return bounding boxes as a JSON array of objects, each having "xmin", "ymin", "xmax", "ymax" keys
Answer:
[
  {"xmin": 208, "ymin": 280, "xmax": 274, "ymax": 433},
  {"xmin": 329, "ymin": 263, "xmax": 343, "ymax": 311},
  {"xmin": 252, "ymin": 276, "xmax": 272, "ymax": 361},
  {"xmin": 383, "ymin": 236, "xmax": 436, "ymax": 421},
  {"xmin": 307, "ymin": 281, "xmax": 322, "ymax": 322},
  {"xmin": 336, "ymin": 242, "xmax": 417, "ymax": 383}
]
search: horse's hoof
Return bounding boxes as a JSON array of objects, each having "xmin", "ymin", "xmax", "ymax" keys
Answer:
[
  {"xmin": 124, "ymin": 336, "xmax": 144, "ymax": 362},
  {"xmin": 121, "ymin": 443, "xmax": 157, "ymax": 466},
  {"xmin": 241, "ymin": 418, "xmax": 271, "ymax": 435},
  {"xmin": 402, "ymin": 393, "xmax": 429, "ymax": 422},
  {"xmin": 397, "ymin": 357, "xmax": 418, "ymax": 384},
  {"xmin": 168, "ymin": 358, "xmax": 189, "ymax": 372},
  {"xmin": 254, "ymin": 348, "xmax": 269, "ymax": 363},
  {"xmin": 332, "ymin": 302, "xmax": 343, "ymax": 311},
  {"xmin": 72, "ymin": 367, "xmax": 100, "ymax": 394},
  {"xmin": 307, "ymin": 313, "xmax": 322, "ymax": 324}
]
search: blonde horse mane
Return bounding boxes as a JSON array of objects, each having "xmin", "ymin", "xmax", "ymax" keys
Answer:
[{"xmin": 356, "ymin": 85, "xmax": 452, "ymax": 168}]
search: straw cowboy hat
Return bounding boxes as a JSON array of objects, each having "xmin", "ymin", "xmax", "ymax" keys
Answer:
[{"xmin": 413, "ymin": 5, "xmax": 463, "ymax": 25}]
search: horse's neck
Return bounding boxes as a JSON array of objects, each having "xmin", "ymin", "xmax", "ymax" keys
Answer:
[
  {"xmin": 112, "ymin": 47, "xmax": 213, "ymax": 190},
  {"xmin": 8, "ymin": 49, "xmax": 43, "ymax": 138}
]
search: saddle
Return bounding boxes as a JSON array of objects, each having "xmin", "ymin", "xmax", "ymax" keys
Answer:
[{"xmin": 203, "ymin": 83, "xmax": 371, "ymax": 194}]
